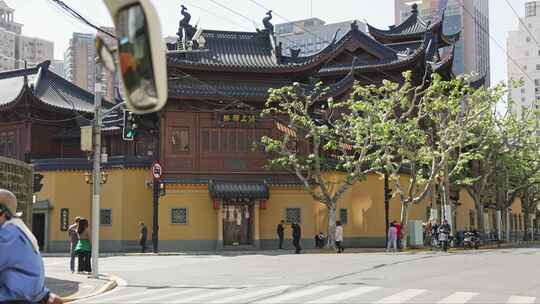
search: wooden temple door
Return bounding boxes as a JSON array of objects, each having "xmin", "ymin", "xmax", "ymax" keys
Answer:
[{"xmin": 223, "ymin": 203, "xmax": 253, "ymax": 246}]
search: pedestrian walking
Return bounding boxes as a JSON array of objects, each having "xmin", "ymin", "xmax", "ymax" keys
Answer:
[
  {"xmin": 276, "ymin": 220, "xmax": 285, "ymax": 249},
  {"xmin": 75, "ymin": 218, "xmax": 92, "ymax": 273},
  {"xmin": 291, "ymin": 222, "xmax": 302, "ymax": 254},
  {"xmin": 335, "ymin": 221, "xmax": 344, "ymax": 253},
  {"xmin": 387, "ymin": 222, "xmax": 398, "ymax": 252},
  {"xmin": 0, "ymin": 189, "xmax": 63, "ymax": 304},
  {"xmin": 67, "ymin": 216, "xmax": 81, "ymax": 273},
  {"xmin": 139, "ymin": 222, "xmax": 148, "ymax": 253},
  {"xmin": 394, "ymin": 221, "xmax": 402, "ymax": 251}
]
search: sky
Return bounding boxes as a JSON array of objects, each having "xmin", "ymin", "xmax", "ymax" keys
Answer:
[{"xmin": 2, "ymin": 0, "xmax": 531, "ymax": 87}]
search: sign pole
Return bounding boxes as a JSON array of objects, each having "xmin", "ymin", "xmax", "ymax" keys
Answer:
[{"xmin": 151, "ymin": 161, "xmax": 162, "ymax": 253}]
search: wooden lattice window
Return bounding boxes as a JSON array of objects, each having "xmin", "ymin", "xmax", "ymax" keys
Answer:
[
  {"xmin": 285, "ymin": 208, "xmax": 301, "ymax": 224},
  {"xmin": 340, "ymin": 208, "xmax": 348, "ymax": 224},
  {"xmin": 171, "ymin": 208, "xmax": 188, "ymax": 224},
  {"xmin": 171, "ymin": 128, "xmax": 189, "ymax": 153},
  {"xmin": 100, "ymin": 209, "xmax": 112, "ymax": 226}
]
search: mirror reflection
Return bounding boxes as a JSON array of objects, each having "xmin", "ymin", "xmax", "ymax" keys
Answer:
[{"xmin": 116, "ymin": 4, "xmax": 158, "ymax": 110}]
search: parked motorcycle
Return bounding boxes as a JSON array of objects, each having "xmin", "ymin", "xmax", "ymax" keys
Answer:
[{"xmin": 463, "ymin": 231, "xmax": 480, "ymax": 249}]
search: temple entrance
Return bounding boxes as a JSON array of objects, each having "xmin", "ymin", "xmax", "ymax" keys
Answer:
[{"xmin": 223, "ymin": 203, "xmax": 253, "ymax": 246}]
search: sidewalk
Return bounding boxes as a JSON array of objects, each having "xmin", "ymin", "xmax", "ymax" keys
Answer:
[{"xmin": 45, "ymin": 271, "xmax": 118, "ymax": 302}]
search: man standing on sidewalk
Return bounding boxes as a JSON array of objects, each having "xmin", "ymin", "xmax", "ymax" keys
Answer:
[
  {"xmin": 394, "ymin": 221, "xmax": 403, "ymax": 251},
  {"xmin": 276, "ymin": 220, "xmax": 285, "ymax": 249},
  {"xmin": 0, "ymin": 189, "xmax": 63, "ymax": 304},
  {"xmin": 139, "ymin": 222, "xmax": 148, "ymax": 253},
  {"xmin": 291, "ymin": 222, "xmax": 302, "ymax": 254},
  {"xmin": 67, "ymin": 216, "xmax": 81, "ymax": 273}
]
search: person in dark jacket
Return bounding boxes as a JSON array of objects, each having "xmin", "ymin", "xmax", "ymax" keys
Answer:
[
  {"xmin": 0, "ymin": 189, "xmax": 63, "ymax": 304},
  {"xmin": 291, "ymin": 222, "xmax": 302, "ymax": 254},
  {"xmin": 139, "ymin": 222, "xmax": 148, "ymax": 253},
  {"xmin": 276, "ymin": 220, "xmax": 285, "ymax": 249}
]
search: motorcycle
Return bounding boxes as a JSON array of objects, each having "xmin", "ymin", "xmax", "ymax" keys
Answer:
[
  {"xmin": 463, "ymin": 231, "xmax": 480, "ymax": 249},
  {"xmin": 437, "ymin": 227, "xmax": 450, "ymax": 252}
]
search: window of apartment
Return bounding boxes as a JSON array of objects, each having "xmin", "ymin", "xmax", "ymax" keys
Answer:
[
  {"xmin": 526, "ymin": 1, "xmax": 537, "ymax": 17},
  {"xmin": 100, "ymin": 209, "xmax": 112, "ymax": 226},
  {"xmin": 521, "ymin": 88, "xmax": 526, "ymax": 94},
  {"xmin": 340, "ymin": 208, "xmax": 348, "ymax": 224},
  {"xmin": 527, "ymin": 37, "xmax": 532, "ymax": 43},
  {"xmin": 524, "ymin": 65, "xmax": 528, "ymax": 70},
  {"xmin": 535, "ymin": 87, "xmax": 540, "ymax": 94},
  {"xmin": 171, "ymin": 208, "xmax": 188, "ymax": 224},
  {"xmin": 285, "ymin": 208, "xmax": 301, "ymax": 224},
  {"xmin": 171, "ymin": 128, "xmax": 189, "ymax": 153},
  {"xmin": 535, "ymin": 79, "xmax": 540, "ymax": 86},
  {"xmin": 529, "ymin": 23, "xmax": 533, "ymax": 28}
]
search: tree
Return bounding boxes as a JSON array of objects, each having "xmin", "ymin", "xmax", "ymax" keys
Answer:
[{"xmin": 260, "ymin": 82, "xmax": 393, "ymax": 247}]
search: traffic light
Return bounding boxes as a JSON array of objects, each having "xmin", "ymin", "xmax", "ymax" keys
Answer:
[
  {"xmin": 33, "ymin": 173, "xmax": 44, "ymax": 193},
  {"xmin": 122, "ymin": 110, "xmax": 137, "ymax": 141}
]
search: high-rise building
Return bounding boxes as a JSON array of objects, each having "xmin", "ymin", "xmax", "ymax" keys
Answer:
[
  {"xmin": 64, "ymin": 32, "xmax": 95, "ymax": 93},
  {"xmin": 395, "ymin": 0, "xmax": 490, "ymax": 85},
  {"xmin": 0, "ymin": 0, "xmax": 54, "ymax": 71},
  {"xmin": 507, "ymin": 1, "xmax": 540, "ymax": 116},
  {"xmin": 275, "ymin": 18, "xmax": 366, "ymax": 56}
]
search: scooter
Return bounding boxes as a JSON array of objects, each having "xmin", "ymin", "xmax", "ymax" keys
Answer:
[
  {"xmin": 437, "ymin": 228, "xmax": 450, "ymax": 252},
  {"xmin": 463, "ymin": 231, "xmax": 480, "ymax": 249}
]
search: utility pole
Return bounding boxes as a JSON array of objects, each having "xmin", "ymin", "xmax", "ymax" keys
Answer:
[{"xmin": 91, "ymin": 61, "xmax": 102, "ymax": 279}]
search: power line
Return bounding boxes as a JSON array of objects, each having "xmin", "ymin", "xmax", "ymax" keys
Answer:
[
  {"xmin": 455, "ymin": 0, "xmax": 533, "ymax": 83},
  {"xmin": 47, "ymin": 0, "xmax": 116, "ymax": 38},
  {"xmin": 183, "ymin": 0, "xmax": 249, "ymax": 30},
  {"xmin": 503, "ymin": 0, "xmax": 540, "ymax": 48}
]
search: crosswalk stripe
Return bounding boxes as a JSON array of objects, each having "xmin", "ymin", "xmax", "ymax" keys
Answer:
[
  {"xmin": 129, "ymin": 288, "xmax": 199, "ymax": 303},
  {"xmin": 507, "ymin": 296, "xmax": 537, "ymax": 304},
  {"xmin": 255, "ymin": 285, "xmax": 339, "ymax": 304},
  {"xmin": 307, "ymin": 286, "xmax": 381, "ymax": 304},
  {"xmin": 438, "ymin": 292, "xmax": 479, "ymax": 304},
  {"xmin": 375, "ymin": 289, "xmax": 427, "ymax": 304},
  {"xmin": 164, "ymin": 288, "xmax": 238, "ymax": 303},
  {"xmin": 85, "ymin": 288, "xmax": 166, "ymax": 303},
  {"xmin": 208, "ymin": 286, "xmax": 291, "ymax": 304}
]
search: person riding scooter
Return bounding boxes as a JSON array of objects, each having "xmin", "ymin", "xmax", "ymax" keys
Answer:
[{"xmin": 437, "ymin": 220, "xmax": 452, "ymax": 252}]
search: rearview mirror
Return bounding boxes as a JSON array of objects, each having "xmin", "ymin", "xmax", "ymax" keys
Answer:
[{"xmin": 104, "ymin": 0, "xmax": 168, "ymax": 114}]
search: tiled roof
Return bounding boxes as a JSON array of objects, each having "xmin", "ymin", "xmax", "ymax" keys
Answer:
[
  {"xmin": 367, "ymin": 11, "xmax": 436, "ymax": 42},
  {"xmin": 209, "ymin": 180, "xmax": 269, "ymax": 200},
  {"xmin": 167, "ymin": 24, "xmax": 398, "ymax": 74},
  {"xmin": 0, "ymin": 61, "xmax": 115, "ymax": 113}
]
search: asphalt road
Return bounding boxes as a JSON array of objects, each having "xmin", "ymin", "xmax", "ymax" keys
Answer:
[{"xmin": 44, "ymin": 247, "xmax": 540, "ymax": 303}]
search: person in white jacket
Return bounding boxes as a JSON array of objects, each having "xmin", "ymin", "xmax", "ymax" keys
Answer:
[{"xmin": 335, "ymin": 221, "xmax": 344, "ymax": 253}]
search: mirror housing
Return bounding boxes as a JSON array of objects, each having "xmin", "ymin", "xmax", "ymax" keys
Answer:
[{"xmin": 103, "ymin": 0, "xmax": 168, "ymax": 114}]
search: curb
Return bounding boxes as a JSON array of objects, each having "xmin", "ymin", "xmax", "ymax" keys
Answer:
[{"xmin": 62, "ymin": 274, "xmax": 123, "ymax": 303}]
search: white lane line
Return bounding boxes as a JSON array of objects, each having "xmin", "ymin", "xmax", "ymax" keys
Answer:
[
  {"xmin": 437, "ymin": 292, "xmax": 479, "ymax": 304},
  {"xmin": 255, "ymin": 285, "xmax": 339, "ymax": 304},
  {"xmin": 507, "ymin": 296, "xmax": 537, "ymax": 304},
  {"xmin": 129, "ymin": 288, "xmax": 199, "ymax": 303},
  {"xmin": 307, "ymin": 286, "xmax": 381, "ymax": 304},
  {"xmin": 85, "ymin": 288, "xmax": 166, "ymax": 303},
  {"xmin": 375, "ymin": 289, "xmax": 427, "ymax": 304},
  {"xmin": 208, "ymin": 286, "xmax": 291, "ymax": 304},
  {"xmin": 165, "ymin": 288, "xmax": 238, "ymax": 303}
]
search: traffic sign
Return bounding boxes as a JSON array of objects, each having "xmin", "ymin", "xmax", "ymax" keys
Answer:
[{"xmin": 151, "ymin": 161, "xmax": 163, "ymax": 180}]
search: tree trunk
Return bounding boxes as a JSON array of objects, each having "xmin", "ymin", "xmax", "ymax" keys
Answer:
[
  {"xmin": 326, "ymin": 203, "xmax": 336, "ymax": 248},
  {"xmin": 400, "ymin": 202, "xmax": 410, "ymax": 249},
  {"xmin": 476, "ymin": 203, "xmax": 485, "ymax": 239},
  {"xmin": 524, "ymin": 201, "xmax": 530, "ymax": 241}
]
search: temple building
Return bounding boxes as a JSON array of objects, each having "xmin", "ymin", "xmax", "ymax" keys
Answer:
[{"xmin": 0, "ymin": 5, "xmax": 521, "ymax": 252}]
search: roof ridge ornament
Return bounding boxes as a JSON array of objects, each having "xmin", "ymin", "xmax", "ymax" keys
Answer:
[
  {"xmin": 351, "ymin": 20, "xmax": 359, "ymax": 32},
  {"xmin": 411, "ymin": 3, "xmax": 419, "ymax": 15},
  {"xmin": 262, "ymin": 10, "xmax": 274, "ymax": 34},
  {"xmin": 177, "ymin": 5, "xmax": 197, "ymax": 43}
]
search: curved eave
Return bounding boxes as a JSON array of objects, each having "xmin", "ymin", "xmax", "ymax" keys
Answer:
[
  {"xmin": 167, "ymin": 27, "xmax": 399, "ymax": 75},
  {"xmin": 317, "ymin": 33, "xmax": 431, "ymax": 77},
  {"xmin": 0, "ymin": 83, "xmax": 28, "ymax": 111},
  {"xmin": 368, "ymin": 18, "xmax": 442, "ymax": 44}
]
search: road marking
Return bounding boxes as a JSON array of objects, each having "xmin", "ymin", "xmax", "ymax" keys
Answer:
[
  {"xmin": 129, "ymin": 288, "xmax": 199, "ymax": 303},
  {"xmin": 375, "ymin": 289, "xmax": 427, "ymax": 304},
  {"xmin": 507, "ymin": 296, "xmax": 537, "ymax": 304},
  {"xmin": 307, "ymin": 286, "xmax": 381, "ymax": 303},
  {"xmin": 86, "ymin": 288, "xmax": 166, "ymax": 303},
  {"xmin": 165, "ymin": 288, "xmax": 238, "ymax": 303},
  {"xmin": 208, "ymin": 286, "xmax": 291, "ymax": 303},
  {"xmin": 437, "ymin": 292, "xmax": 479, "ymax": 304},
  {"xmin": 255, "ymin": 285, "xmax": 339, "ymax": 304}
]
